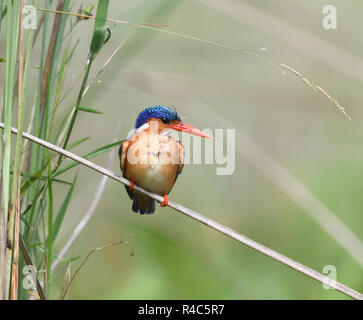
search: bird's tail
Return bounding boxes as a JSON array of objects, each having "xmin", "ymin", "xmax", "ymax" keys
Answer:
[{"xmin": 132, "ymin": 193, "xmax": 156, "ymax": 214}]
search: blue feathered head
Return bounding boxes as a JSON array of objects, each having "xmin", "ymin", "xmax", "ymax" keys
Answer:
[{"xmin": 135, "ymin": 105, "xmax": 181, "ymax": 129}]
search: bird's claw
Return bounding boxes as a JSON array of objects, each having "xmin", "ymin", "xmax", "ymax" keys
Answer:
[
  {"xmin": 129, "ymin": 180, "xmax": 135, "ymax": 191},
  {"xmin": 160, "ymin": 194, "xmax": 168, "ymax": 207}
]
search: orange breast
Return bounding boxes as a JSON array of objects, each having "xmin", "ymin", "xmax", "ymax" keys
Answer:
[{"xmin": 124, "ymin": 131, "xmax": 182, "ymax": 195}]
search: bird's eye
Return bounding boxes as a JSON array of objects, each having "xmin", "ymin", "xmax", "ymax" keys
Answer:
[{"xmin": 160, "ymin": 117, "xmax": 171, "ymax": 124}]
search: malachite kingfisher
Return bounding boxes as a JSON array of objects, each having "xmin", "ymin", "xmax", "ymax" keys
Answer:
[{"xmin": 119, "ymin": 105, "xmax": 212, "ymax": 214}]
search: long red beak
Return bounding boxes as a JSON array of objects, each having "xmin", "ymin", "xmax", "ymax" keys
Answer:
[{"xmin": 167, "ymin": 122, "xmax": 213, "ymax": 139}]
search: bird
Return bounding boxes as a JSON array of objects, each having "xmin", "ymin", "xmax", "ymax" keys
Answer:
[{"xmin": 119, "ymin": 105, "xmax": 212, "ymax": 214}]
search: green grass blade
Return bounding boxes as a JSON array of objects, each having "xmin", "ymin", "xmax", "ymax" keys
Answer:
[
  {"xmin": 20, "ymin": 136, "xmax": 89, "ymax": 195},
  {"xmin": 0, "ymin": 0, "xmax": 4, "ymax": 37},
  {"xmin": 2, "ymin": 0, "xmax": 19, "ymax": 226},
  {"xmin": 51, "ymin": 173, "xmax": 77, "ymax": 243},
  {"xmin": 53, "ymin": 139, "xmax": 124, "ymax": 177},
  {"xmin": 46, "ymin": 155, "xmax": 54, "ymax": 295},
  {"xmin": 49, "ymin": 36, "xmax": 72, "ymax": 138},
  {"xmin": 19, "ymin": 173, "xmax": 73, "ymax": 186},
  {"xmin": 1, "ymin": 0, "xmax": 20, "ymax": 300},
  {"xmin": 77, "ymin": 106, "xmax": 103, "ymax": 114},
  {"xmin": 26, "ymin": 0, "xmax": 51, "ymax": 225},
  {"xmin": 20, "ymin": 155, "xmax": 53, "ymax": 195},
  {"xmin": 67, "ymin": 137, "xmax": 90, "ymax": 150},
  {"xmin": 93, "ymin": 0, "xmax": 109, "ymax": 30},
  {"xmin": 8, "ymin": 0, "xmax": 36, "ymax": 300},
  {"xmin": 34, "ymin": 245, "xmax": 81, "ymax": 264}
]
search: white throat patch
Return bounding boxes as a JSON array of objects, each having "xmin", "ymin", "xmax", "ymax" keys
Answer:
[{"xmin": 136, "ymin": 122, "xmax": 150, "ymax": 133}]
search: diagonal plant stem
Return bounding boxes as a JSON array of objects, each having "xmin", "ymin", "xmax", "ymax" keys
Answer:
[{"xmin": 0, "ymin": 122, "xmax": 362, "ymax": 300}]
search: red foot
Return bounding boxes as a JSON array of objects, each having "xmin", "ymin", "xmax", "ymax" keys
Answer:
[
  {"xmin": 160, "ymin": 194, "xmax": 168, "ymax": 207},
  {"xmin": 129, "ymin": 180, "xmax": 134, "ymax": 191}
]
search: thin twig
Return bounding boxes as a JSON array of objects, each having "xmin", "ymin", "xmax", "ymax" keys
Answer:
[
  {"xmin": 1, "ymin": 122, "xmax": 362, "ymax": 299},
  {"xmin": 51, "ymin": 121, "xmax": 122, "ymax": 274},
  {"xmin": 61, "ymin": 240, "xmax": 125, "ymax": 300},
  {"xmin": 59, "ymin": 262, "xmax": 71, "ymax": 300},
  {"xmin": 37, "ymin": 7, "xmax": 170, "ymax": 27},
  {"xmin": 82, "ymin": 36, "xmax": 129, "ymax": 98}
]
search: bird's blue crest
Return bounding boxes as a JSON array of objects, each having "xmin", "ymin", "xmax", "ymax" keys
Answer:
[{"xmin": 135, "ymin": 105, "xmax": 181, "ymax": 129}]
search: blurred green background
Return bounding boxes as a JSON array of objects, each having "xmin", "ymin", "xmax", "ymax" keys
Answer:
[{"xmin": 13, "ymin": 0, "xmax": 363, "ymax": 299}]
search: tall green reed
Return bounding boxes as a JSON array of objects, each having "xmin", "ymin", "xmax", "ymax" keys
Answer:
[{"xmin": 0, "ymin": 0, "xmax": 115, "ymax": 299}]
